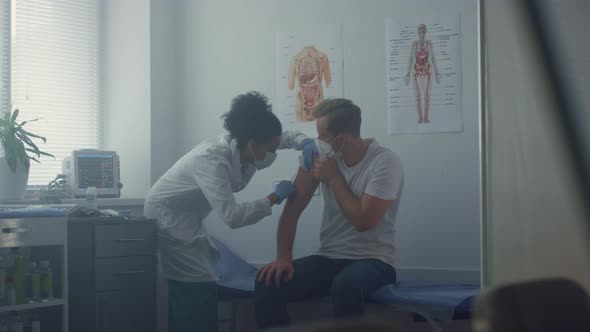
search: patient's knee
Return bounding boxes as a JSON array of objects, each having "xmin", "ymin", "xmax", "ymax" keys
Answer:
[{"xmin": 331, "ymin": 274, "xmax": 362, "ymax": 299}]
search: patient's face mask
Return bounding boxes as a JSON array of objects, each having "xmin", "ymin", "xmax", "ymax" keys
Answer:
[{"xmin": 315, "ymin": 137, "xmax": 343, "ymax": 160}]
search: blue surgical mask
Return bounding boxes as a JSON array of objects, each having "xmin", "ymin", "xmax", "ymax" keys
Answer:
[{"xmin": 253, "ymin": 151, "xmax": 277, "ymax": 170}]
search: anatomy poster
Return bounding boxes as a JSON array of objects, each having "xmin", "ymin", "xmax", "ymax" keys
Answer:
[
  {"xmin": 276, "ymin": 25, "xmax": 343, "ymax": 136},
  {"xmin": 386, "ymin": 15, "xmax": 462, "ymax": 135}
]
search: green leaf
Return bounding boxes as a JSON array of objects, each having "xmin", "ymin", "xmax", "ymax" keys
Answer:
[
  {"xmin": 3, "ymin": 110, "xmax": 11, "ymax": 124},
  {"xmin": 17, "ymin": 131, "xmax": 53, "ymax": 160},
  {"xmin": 16, "ymin": 132, "xmax": 40, "ymax": 152},
  {"xmin": 16, "ymin": 140, "xmax": 27, "ymax": 158},
  {"xmin": 1, "ymin": 109, "xmax": 52, "ymax": 170},
  {"xmin": 15, "ymin": 141, "xmax": 30, "ymax": 172},
  {"xmin": 10, "ymin": 109, "xmax": 19, "ymax": 125},
  {"xmin": 25, "ymin": 148, "xmax": 54, "ymax": 158},
  {"xmin": 25, "ymin": 148, "xmax": 40, "ymax": 157},
  {"xmin": 18, "ymin": 118, "xmax": 40, "ymax": 127},
  {"xmin": 17, "ymin": 127, "xmax": 47, "ymax": 143}
]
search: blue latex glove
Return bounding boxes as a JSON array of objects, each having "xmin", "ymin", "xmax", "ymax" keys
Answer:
[
  {"xmin": 301, "ymin": 138, "xmax": 318, "ymax": 171},
  {"xmin": 273, "ymin": 180, "xmax": 295, "ymax": 204}
]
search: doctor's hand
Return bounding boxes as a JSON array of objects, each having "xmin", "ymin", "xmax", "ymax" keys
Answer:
[
  {"xmin": 257, "ymin": 258, "xmax": 294, "ymax": 288},
  {"xmin": 271, "ymin": 180, "xmax": 295, "ymax": 205},
  {"xmin": 312, "ymin": 157, "xmax": 340, "ymax": 185},
  {"xmin": 301, "ymin": 138, "xmax": 318, "ymax": 171}
]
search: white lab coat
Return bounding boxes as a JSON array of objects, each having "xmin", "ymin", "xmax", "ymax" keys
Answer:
[{"xmin": 144, "ymin": 131, "xmax": 307, "ymax": 282}]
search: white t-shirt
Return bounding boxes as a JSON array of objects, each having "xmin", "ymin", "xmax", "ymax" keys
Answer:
[{"xmin": 317, "ymin": 139, "xmax": 403, "ymax": 266}]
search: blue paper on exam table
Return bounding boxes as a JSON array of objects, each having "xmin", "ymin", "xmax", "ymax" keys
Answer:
[
  {"xmin": 0, "ymin": 206, "xmax": 68, "ymax": 218},
  {"xmin": 211, "ymin": 237, "xmax": 479, "ymax": 319},
  {"xmin": 370, "ymin": 281, "xmax": 480, "ymax": 320},
  {"xmin": 211, "ymin": 237, "xmax": 258, "ymax": 292}
]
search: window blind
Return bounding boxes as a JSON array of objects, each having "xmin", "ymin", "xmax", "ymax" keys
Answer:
[
  {"xmin": 0, "ymin": 0, "xmax": 10, "ymax": 158},
  {"xmin": 11, "ymin": 0, "xmax": 100, "ymax": 185}
]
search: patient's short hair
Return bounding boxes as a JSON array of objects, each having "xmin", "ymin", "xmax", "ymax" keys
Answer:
[{"xmin": 312, "ymin": 98, "xmax": 361, "ymax": 137}]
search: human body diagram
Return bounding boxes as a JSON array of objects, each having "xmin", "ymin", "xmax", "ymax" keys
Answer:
[
  {"xmin": 403, "ymin": 24, "xmax": 442, "ymax": 124},
  {"xmin": 288, "ymin": 46, "xmax": 332, "ymax": 122}
]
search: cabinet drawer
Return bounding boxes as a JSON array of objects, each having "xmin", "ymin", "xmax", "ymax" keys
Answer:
[
  {"xmin": 94, "ymin": 223, "xmax": 156, "ymax": 257},
  {"xmin": 95, "ymin": 256, "xmax": 156, "ymax": 291},
  {"xmin": 96, "ymin": 289, "xmax": 156, "ymax": 332},
  {"xmin": 0, "ymin": 218, "xmax": 65, "ymax": 248}
]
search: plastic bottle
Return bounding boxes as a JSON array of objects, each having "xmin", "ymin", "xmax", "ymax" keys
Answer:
[
  {"xmin": 7, "ymin": 249, "xmax": 24, "ymax": 305},
  {"xmin": 23, "ymin": 263, "xmax": 31, "ymax": 301},
  {"xmin": 13, "ymin": 261, "xmax": 24, "ymax": 306},
  {"xmin": 25, "ymin": 262, "xmax": 40, "ymax": 303},
  {"xmin": 86, "ymin": 186, "xmax": 97, "ymax": 210},
  {"xmin": 5, "ymin": 277, "xmax": 15, "ymax": 306},
  {"xmin": 5, "ymin": 250, "xmax": 16, "ymax": 287},
  {"xmin": 39, "ymin": 261, "xmax": 53, "ymax": 300}
]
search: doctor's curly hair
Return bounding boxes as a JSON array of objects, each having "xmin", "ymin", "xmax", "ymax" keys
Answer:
[{"xmin": 222, "ymin": 91, "xmax": 282, "ymax": 149}]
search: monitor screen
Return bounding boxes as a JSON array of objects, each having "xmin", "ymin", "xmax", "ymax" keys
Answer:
[{"xmin": 76, "ymin": 154, "xmax": 115, "ymax": 189}]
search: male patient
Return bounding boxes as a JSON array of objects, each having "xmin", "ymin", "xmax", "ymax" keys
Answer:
[{"xmin": 255, "ymin": 98, "xmax": 404, "ymax": 328}]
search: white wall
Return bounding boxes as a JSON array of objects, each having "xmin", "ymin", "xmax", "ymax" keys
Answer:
[
  {"xmin": 150, "ymin": 0, "xmax": 181, "ymax": 184},
  {"xmin": 484, "ymin": 0, "xmax": 590, "ymax": 290},
  {"xmin": 149, "ymin": 3, "xmax": 181, "ymax": 331},
  {"xmin": 101, "ymin": 0, "xmax": 152, "ymax": 198},
  {"xmin": 175, "ymin": 0, "xmax": 481, "ymax": 282}
]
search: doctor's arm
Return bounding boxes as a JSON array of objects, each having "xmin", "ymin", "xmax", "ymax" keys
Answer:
[
  {"xmin": 278, "ymin": 130, "xmax": 308, "ymax": 150},
  {"xmin": 257, "ymin": 167, "xmax": 319, "ymax": 287},
  {"xmin": 195, "ymin": 157, "xmax": 278, "ymax": 229}
]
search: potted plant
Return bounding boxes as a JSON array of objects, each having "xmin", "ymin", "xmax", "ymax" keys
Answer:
[{"xmin": 0, "ymin": 109, "xmax": 54, "ymax": 201}]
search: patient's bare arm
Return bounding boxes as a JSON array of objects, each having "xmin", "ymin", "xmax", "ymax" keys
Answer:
[
  {"xmin": 257, "ymin": 167, "xmax": 318, "ymax": 287},
  {"xmin": 277, "ymin": 167, "xmax": 319, "ymax": 260}
]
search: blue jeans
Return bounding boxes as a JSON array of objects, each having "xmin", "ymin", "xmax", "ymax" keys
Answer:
[
  {"xmin": 168, "ymin": 280, "xmax": 218, "ymax": 332},
  {"xmin": 254, "ymin": 255, "xmax": 396, "ymax": 329}
]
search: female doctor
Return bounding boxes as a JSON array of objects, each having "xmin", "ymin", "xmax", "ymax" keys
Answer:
[{"xmin": 144, "ymin": 91, "xmax": 317, "ymax": 332}]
